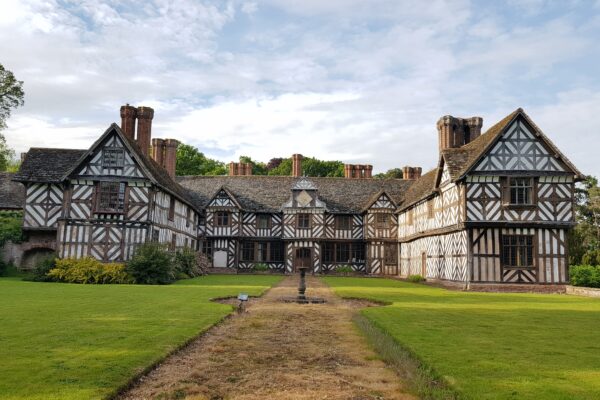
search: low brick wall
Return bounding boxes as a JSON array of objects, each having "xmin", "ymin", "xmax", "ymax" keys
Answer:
[
  {"xmin": 467, "ymin": 283, "xmax": 566, "ymax": 294},
  {"xmin": 566, "ymin": 285, "xmax": 600, "ymax": 298}
]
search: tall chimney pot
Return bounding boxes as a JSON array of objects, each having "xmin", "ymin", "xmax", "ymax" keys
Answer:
[
  {"xmin": 163, "ymin": 139, "xmax": 179, "ymax": 178},
  {"xmin": 136, "ymin": 106, "xmax": 154, "ymax": 156},
  {"xmin": 151, "ymin": 138, "xmax": 165, "ymax": 166},
  {"xmin": 292, "ymin": 154, "xmax": 303, "ymax": 177},
  {"xmin": 120, "ymin": 104, "xmax": 137, "ymax": 141}
]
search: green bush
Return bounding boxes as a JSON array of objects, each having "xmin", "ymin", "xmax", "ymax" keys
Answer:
[
  {"xmin": 570, "ymin": 265, "xmax": 600, "ymax": 288},
  {"xmin": 174, "ymin": 247, "xmax": 202, "ymax": 278},
  {"xmin": 126, "ymin": 243, "xmax": 175, "ymax": 284},
  {"xmin": 0, "ymin": 211, "xmax": 24, "ymax": 246},
  {"xmin": 48, "ymin": 257, "xmax": 131, "ymax": 284},
  {"xmin": 0, "ymin": 260, "xmax": 6, "ymax": 276},
  {"xmin": 335, "ymin": 265, "xmax": 354, "ymax": 275},
  {"xmin": 582, "ymin": 250, "xmax": 600, "ymax": 266},
  {"xmin": 407, "ymin": 274, "xmax": 425, "ymax": 283},
  {"xmin": 31, "ymin": 256, "xmax": 57, "ymax": 282},
  {"xmin": 253, "ymin": 263, "xmax": 269, "ymax": 272}
]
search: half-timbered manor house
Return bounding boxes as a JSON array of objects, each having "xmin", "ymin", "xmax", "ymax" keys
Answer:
[{"xmin": 10, "ymin": 105, "xmax": 583, "ymax": 285}]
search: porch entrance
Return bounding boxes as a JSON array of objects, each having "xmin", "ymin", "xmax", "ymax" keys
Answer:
[{"xmin": 294, "ymin": 248, "xmax": 312, "ymax": 272}]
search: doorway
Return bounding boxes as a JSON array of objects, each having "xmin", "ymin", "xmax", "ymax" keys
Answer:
[{"xmin": 294, "ymin": 248, "xmax": 311, "ymax": 272}]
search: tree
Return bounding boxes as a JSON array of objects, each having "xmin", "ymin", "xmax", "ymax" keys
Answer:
[
  {"xmin": 569, "ymin": 176, "xmax": 600, "ymax": 265},
  {"xmin": 374, "ymin": 168, "xmax": 403, "ymax": 179},
  {"xmin": 0, "ymin": 134, "xmax": 14, "ymax": 171},
  {"xmin": 239, "ymin": 155, "xmax": 268, "ymax": 175},
  {"xmin": 268, "ymin": 156, "xmax": 344, "ymax": 177},
  {"xmin": 0, "ymin": 63, "xmax": 24, "ymax": 131},
  {"xmin": 175, "ymin": 143, "xmax": 227, "ymax": 176}
]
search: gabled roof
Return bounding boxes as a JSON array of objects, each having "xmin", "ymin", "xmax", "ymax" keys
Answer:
[
  {"xmin": 62, "ymin": 123, "xmax": 199, "ymax": 211},
  {"xmin": 441, "ymin": 108, "xmax": 584, "ymax": 181},
  {"xmin": 0, "ymin": 172, "xmax": 25, "ymax": 210},
  {"xmin": 177, "ymin": 176, "xmax": 413, "ymax": 213},
  {"xmin": 361, "ymin": 190, "xmax": 397, "ymax": 212},
  {"xmin": 13, "ymin": 148, "xmax": 87, "ymax": 183},
  {"xmin": 207, "ymin": 186, "xmax": 243, "ymax": 209}
]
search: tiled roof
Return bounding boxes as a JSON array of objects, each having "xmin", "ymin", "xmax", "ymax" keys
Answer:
[
  {"xmin": 177, "ymin": 176, "xmax": 413, "ymax": 213},
  {"xmin": 396, "ymin": 168, "xmax": 438, "ymax": 211},
  {"xmin": 13, "ymin": 148, "xmax": 87, "ymax": 183},
  {"xmin": 0, "ymin": 172, "xmax": 24, "ymax": 210}
]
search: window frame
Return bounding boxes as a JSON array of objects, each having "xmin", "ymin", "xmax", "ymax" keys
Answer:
[
  {"xmin": 215, "ymin": 211, "xmax": 230, "ymax": 227},
  {"xmin": 501, "ymin": 235, "xmax": 535, "ymax": 268},
  {"xmin": 503, "ymin": 177, "xmax": 535, "ymax": 207},
  {"xmin": 336, "ymin": 215, "xmax": 352, "ymax": 230},
  {"xmin": 168, "ymin": 196, "xmax": 175, "ymax": 221},
  {"xmin": 95, "ymin": 181, "xmax": 126, "ymax": 213},
  {"xmin": 321, "ymin": 242, "xmax": 365, "ymax": 264},
  {"xmin": 256, "ymin": 214, "xmax": 272, "ymax": 230},
  {"xmin": 297, "ymin": 213, "xmax": 311, "ymax": 229},
  {"xmin": 376, "ymin": 213, "xmax": 390, "ymax": 229},
  {"xmin": 102, "ymin": 148, "xmax": 125, "ymax": 169}
]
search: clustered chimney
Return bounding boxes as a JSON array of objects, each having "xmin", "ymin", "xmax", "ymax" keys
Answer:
[
  {"xmin": 120, "ymin": 104, "xmax": 179, "ymax": 178},
  {"xmin": 437, "ymin": 115, "xmax": 483, "ymax": 152},
  {"xmin": 292, "ymin": 154, "xmax": 303, "ymax": 177},
  {"xmin": 229, "ymin": 162, "xmax": 253, "ymax": 176},
  {"xmin": 344, "ymin": 164, "xmax": 373, "ymax": 178},
  {"xmin": 403, "ymin": 166, "xmax": 422, "ymax": 180}
]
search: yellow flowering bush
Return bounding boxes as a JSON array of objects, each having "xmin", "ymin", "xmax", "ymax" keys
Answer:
[{"xmin": 48, "ymin": 257, "xmax": 132, "ymax": 284}]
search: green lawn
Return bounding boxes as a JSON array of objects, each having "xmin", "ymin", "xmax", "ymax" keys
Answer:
[
  {"xmin": 323, "ymin": 277, "xmax": 600, "ymax": 400},
  {"xmin": 0, "ymin": 275, "xmax": 281, "ymax": 400}
]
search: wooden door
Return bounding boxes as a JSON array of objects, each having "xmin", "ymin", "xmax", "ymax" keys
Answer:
[{"xmin": 294, "ymin": 248, "xmax": 311, "ymax": 271}]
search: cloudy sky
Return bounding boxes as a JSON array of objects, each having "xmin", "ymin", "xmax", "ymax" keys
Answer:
[{"xmin": 1, "ymin": 0, "xmax": 599, "ymax": 176}]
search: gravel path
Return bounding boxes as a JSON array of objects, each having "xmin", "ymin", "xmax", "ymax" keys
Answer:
[{"xmin": 120, "ymin": 276, "xmax": 415, "ymax": 400}]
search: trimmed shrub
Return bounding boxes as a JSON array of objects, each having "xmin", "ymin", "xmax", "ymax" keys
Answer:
[
  {"xmin": 174, "ymin": 247, "xmax": 202, "ymax": 278},
  {"xmin": 48, "ymin": 257, "xmax": 131, "ymax": 284},
  {"xmin": 31, "ymin": 256, "xmax": 57, "ymax": 282},
  {"xmin": 570, "ymin": 265, "xmax": 600, "ymax": 288},
  {"xmin": 126, "ymin": 243, "xmax": 175, "ymax": 284},
  {"xmin": 253, "ymin": 263, "xmax": 269, "ymax": 272},
  {"xmin": 336, "ymin": 265, "xmax": 354, "ymax": 275},
  {"xmin": 407, "ymin": 274, "xmax": 425, "ymax": 283},
  {"xmin": 0, "ymin": 211, "xmax": 24, "ymax": 246}
]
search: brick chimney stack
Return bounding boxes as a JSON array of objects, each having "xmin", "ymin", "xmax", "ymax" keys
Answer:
[
  {"xmin": 437, "ymin": 115, "xmax": 483, "ymax": 152},
  {"xmin": 402, "ymin": 166, "xmax": 422, "ymax": 180},
  {"xmin": 120, "ymin": 104, "xmax": 137, "ymax": 141},
  {"xmin": 151, "ymin": 138, "xmax": 165, "ymax": 166},
  {"xmin": 344, "ymin": 164, "xmax": 373, "ymax": 178},
  {"xmin": 163, "ymin": 139, "xmax": 179, "ymax": 178},
  {"xmin": 136, "ymin": 106, "xmax": 154, "ymax": 156},
  {"xmin": 292, "ymin": 154, "xmax": 303, "ymax": 177},
  {"xmin": 229, "ymin": 162, "xmax": 253, "ymax": 176}
]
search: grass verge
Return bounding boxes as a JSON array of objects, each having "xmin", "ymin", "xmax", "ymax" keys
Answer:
[
  {"xmin": 324, "ymin": 276, "xmax": 600, "ymax": 400},
  {"xmin": 0, "ymin": 275, "xmax": 282, "ymax": 400},
  {"xmin": 354, "ymin": 314, "xmax": 459, "ymax": 400}
]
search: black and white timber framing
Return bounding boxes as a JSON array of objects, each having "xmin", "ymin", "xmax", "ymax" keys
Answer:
[{"xmin": 11, "ymin": 108, "xmax": 584, "ymax": 284}]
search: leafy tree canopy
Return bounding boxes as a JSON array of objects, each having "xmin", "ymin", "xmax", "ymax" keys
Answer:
[
  {"xmin": 374, "ymin": 168, "xmax": 404, "ymax": 179},
  {"xmin": 0, "ymin": 63, "xmax": 24, "ymax": 131},
  {"xmin": 0, "ymin": 63, "xmax": 23, "ymax": 171},
  {"xmin": 175, "ymin": 143, "xmax": 227, "ymax": 176},
  {"xmin": 570, "ymin": 176, "xmax": 600, "ymax": 265}
]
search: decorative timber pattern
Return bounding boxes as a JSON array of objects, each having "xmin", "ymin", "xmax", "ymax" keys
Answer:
[
  {"xmin": 400, "ymin": 231, "xmax": 468, "ymax": 282},
  {"xmin": 470, "ymin": 227, "xmax": 567, "ymax": 283},
  {"xmin": 23, "ymin": 183, "xmax": 63, "ymax": 228},
  {"xmin": 473, "ymin": 120, "xmax": 567, "ymax": 172},
  {"xmin": 77, "ymin": 135, "xmax": 144, "ymax": 178}
]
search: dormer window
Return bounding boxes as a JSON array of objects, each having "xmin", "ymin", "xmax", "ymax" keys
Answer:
[
  {"xmin": 257, "ymin": 214, "xmax": 271, "ymax": 229},
  {"xmin": 216, "ymin": 211, "xmax": 230, "ymax": 227},
  {"xmin": 336, "ymin": 215, "xmax": 352, "ymax": 230},
  {"xmin": 376, "ymin": 213, "xmax": 390, "ymax": 229},
  {"xmin": 102, "ymin": 148, "xmax": 125, "ymax": 168}
]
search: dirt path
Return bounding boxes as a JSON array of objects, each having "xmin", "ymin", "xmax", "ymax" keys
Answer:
[{"xmin": 120, "ymin": 276, "xmax": 415, "ymax": 400}]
